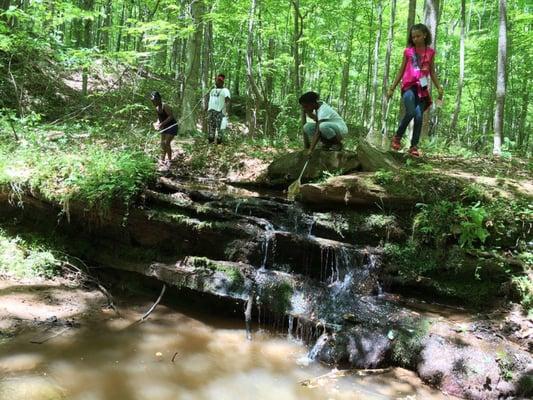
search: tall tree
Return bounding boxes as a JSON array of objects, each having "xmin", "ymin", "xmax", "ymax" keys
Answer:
[
  {"xmin": 493, "ymin": 0, "xmax": 507, "ymax": 156},
  {"xmin": 424, "ymin": 0, "xmax": 439, "ymax": 49},
  {"xmin": 367, "ymin": 0, "xmax": 383, "ymax": 139},
  {"xmin": 181, "ymin": 0, "xmax": 205, "ymax": 133},
  {"xmin": 450, "ymin": 0, "xmax": 466, "ymax": 134},
  {"xmin": 245, "ymin": 0, "xmax": 263, "ymax": 136},
  {"xmin": 339, "ymin": 4, "xmax": 356, "ymax": 118},
  {"xmin": 291, "ymin": 0, "xmax": 305, "ymax": 97},
  {"xmin": 422, "ymin": 0, "xmax": 440, "ymax": 137},
  {"xmin": 407, "ymin": 0, "xmax": 416, "ymax": 44},
  {"xmin": 81, "ymin": 0, "xmax": 94, "ymax": 97},
  {"xmin": 381, "ymin": 0, "xmax": 396, "ymax": 139}
]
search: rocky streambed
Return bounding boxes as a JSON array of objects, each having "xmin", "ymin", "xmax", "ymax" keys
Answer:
[{"xmin": 1, "ymin": 149, "xmax": 532, "ymax": 400}]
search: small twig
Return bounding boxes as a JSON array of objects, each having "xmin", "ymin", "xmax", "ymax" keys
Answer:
[
  {"xmin": 300, "ymin": 367, "xmax": 392, "ymax": 387},
  {"xmin": 171, "ymin": 352, "xmax": 179, "ymax": 363},
  {"xmin": 137, "ymin": 284, "xmax": 166, "ymax": 323},
  {"xmin": 7, "ymin": 119, "xmax": 19, "ymax": 141}
]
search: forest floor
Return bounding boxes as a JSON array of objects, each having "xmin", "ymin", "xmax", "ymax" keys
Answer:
[{"xmin": 170, "ymin": 136, "xmax": 533, "ymax": 197}]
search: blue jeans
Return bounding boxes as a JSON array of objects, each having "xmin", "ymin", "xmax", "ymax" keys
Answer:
[{"xmin": 395, "ymin": 88, "xmax": 427, "ymax": 147}]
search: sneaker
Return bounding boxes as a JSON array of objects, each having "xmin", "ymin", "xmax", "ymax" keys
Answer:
[
  {"xmin": 391, "ymin": 136, "xmax": 402, "ymax": 151},
  {"xmin": 408, "ymin": 146, "xmax": 420, "ymax": 157}
]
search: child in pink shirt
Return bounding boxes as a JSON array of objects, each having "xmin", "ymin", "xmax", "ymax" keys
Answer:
[{"xmin": 387, "ymin": 24, "xmax": 444, "ymax": 157}]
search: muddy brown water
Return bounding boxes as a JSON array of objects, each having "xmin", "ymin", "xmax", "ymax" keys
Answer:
[{"xmin": 0, "ymin": 288, "xmax": 459, "ymax": 400}]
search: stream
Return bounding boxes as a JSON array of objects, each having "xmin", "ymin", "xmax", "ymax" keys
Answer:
[
  {"xmin": 0, "ymin": 290, "xmax": 456, "ymax": 400},
  {"xmin": 0, "ymin": 176, "xmax": 529, "ymax": 400}
]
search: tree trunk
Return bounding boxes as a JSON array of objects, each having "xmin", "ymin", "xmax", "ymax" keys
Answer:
[
  {"xmin": 181, "ymin": 0, "xmax": 205, "ymax": 133},
  {"xmin": 366, "ymin": 0, "xmax": 383, "ymax": 140},
  {"xmin": 407, "ymin": 0, "xmax": 417, "ymax": 44},
  {"xmin": 245, "ymin": 0, "xmax": 265, "ymax": 137},
  {"xmin": 339, "ymin": 3, "xmax": 356, "ymax": 118},
  {"xmin": 291, "ymin": 0, "xmax": 303, "ymax": 97},
  {"xmin": 201, "ymin": 16, "xmax": 213, "ymax": 134},
  {"xmin": 381, "ymin": 0, "xmax": 397, "ymax": 142},
  {"xmin": 338, "ymin": 30, "xmax": 354, "ymax": 118},
  {"xmin": 424, "ymin": 0, "xmax": 439, "ymax": 49},
  {"xmin": 100, "ymin": 0, "xmax": 112, "ymax": 50},
  {"xmin": 81, "ymin": 0, "xmax": 94, "ymax": 97},
  {"xmin": 362, "ymin": 2, "xmax": 375, "ymax": 127},
  {"xmin": 421, "ymin": 0, "xmax": 439, "ymax": 138},
  {"xmin": 264, "ymin": 38, "xmax": 276, "ymax": 137},
  {"xmin": 234, "ymin": 49, "xmax": 242, "ymax": 96},
  {"xmin": 450, "ymin": 0, "xmax": 465, "ymax": 134},
  {"xmin": 517, "ymin": 79, "xmax": 529, "ymax": 149},
  {"xmin": 116, "ymin": 1, "xmax": 127, "ymax": 52},
  {"xmin": 493, "ymin": 0, "xmax": 507, "ymax": 156}
]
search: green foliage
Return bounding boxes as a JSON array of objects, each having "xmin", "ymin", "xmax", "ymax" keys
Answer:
[
  {"xmin": 496, "ymin": 350, "xmax": 515, "ymax": 382},
  {"xmin": 383, "ymin": 241, "xmax": 438, "ymax": 278},
  {"xmin": 257, "ymin": 278, "xmax": 293, "ymax": 315},
  {"xmin": 414, "ymin": 201, "xmax": 489, "ymax": 249},
  {"xmin": 0, "ymin": 229, "xmax": 61, "ymax": 278},
  {"xmin": 0, "ymin": 121, "xmax": 156, "ymax": 212},
  {"xmin": 512, "ymin": 275, "xmax": 533, "ymax": 316},
  {"xmin": 392, "ymin": 318, "xmax": 431, "ymax": 368},
  {"xmin": 373, "ymin": 169, "xmax": 394, "ymax": 186}
]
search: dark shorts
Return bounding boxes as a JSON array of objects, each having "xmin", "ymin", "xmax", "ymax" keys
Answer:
[{"xmin": 160, "ymin": 120, "xmax": 178, "ymax": 136}]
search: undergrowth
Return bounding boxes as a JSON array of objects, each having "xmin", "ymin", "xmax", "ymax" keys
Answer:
[{"xmin": 0, "ymin": 228, "xmax": 61, "ymax": 279}]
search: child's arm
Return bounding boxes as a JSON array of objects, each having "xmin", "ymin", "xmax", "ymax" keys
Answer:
[
  {"xmin": 387, "ymin": 57, "xmax": 407, "ymax": 98},
  {"xmin": 305, "ymin": 110, "xmax": 318, "ymax": 121},
  {"xmin": 429, "ymin": 59, "xmax": 444, "ymax": 99},
  {"xmin": 160, "ymin": 104, "xmax": 175, "ymax": 128}
]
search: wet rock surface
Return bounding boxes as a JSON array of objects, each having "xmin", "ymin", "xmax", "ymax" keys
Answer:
[{"xmin": 1, "ymin": 178, "xmax": 532, "ymax": 400}]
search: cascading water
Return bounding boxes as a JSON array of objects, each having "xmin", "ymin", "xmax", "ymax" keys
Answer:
[{"xmin": 260, "ymin": 221, "xmax": 275, "ymax": 271}]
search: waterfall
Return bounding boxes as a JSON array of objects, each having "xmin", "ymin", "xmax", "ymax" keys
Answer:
[{"xmin": 260, "ymin": 221, "xmax": 275, "ymax": 271}]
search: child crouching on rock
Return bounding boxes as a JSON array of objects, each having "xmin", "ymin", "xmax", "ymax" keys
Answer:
[{"xmin": 299, "ymin": 92, "xmax": 348, "ymax": 152}]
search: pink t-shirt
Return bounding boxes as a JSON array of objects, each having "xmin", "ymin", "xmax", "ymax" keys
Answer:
[{"xmin": 401, "ymin": 46, "xmax": 435, "ymax": 99}]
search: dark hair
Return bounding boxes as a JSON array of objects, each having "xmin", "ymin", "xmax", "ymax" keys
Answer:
[
  {"xmin": 150, "ymin": 91, "xmax": 161, "ymax": 101},
  {"xmin": 299, "ymin": 91, "xmax": 320, "ymax": 105},
  {"xmin": 409, "ymin": 23, "xmax": 432, "ymax": 47},
  {"xmin": 217, "ymin": 74, "xmax": 225, "ymax": 79}
]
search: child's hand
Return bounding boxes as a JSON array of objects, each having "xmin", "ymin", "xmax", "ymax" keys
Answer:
[
  {"xmin": 386, "ymin": 88, "xmax": 394, "ymax": 99},
  {"xmin": 437, "ymin": 88, "xmax": 444, "ymax": 99}
]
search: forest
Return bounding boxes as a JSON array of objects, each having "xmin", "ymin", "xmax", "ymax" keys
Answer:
[
  {"xmin": 0, "ymin": 1, "xmax": 532, "ymax": 400},
  {"xmin": 0, "ymin": 0, "xmax": 531, "ymax": 154}
]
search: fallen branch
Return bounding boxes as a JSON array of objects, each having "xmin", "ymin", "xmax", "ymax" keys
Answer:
[
  {"xmin": 137, "ymin": 284, "xmax": 166, "ymax": 323},
  {"xmin": 62, "ymin": 261, "xmax": 120, "ymax": 315},
  {"xmin": 300, "ymin": 367, "xmax": 392, "ymax": 387}
]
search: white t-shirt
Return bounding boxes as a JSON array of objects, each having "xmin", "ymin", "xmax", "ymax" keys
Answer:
[
  {"xmin": 309, "ymin": 102, "xmax": 348, "ymax": 134},
  {"xmin": 208, "ymin": 87, "xmax": 231, "ymax": 112}
]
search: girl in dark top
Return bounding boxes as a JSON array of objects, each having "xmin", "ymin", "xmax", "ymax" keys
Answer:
[{"xmin": 150, "ymin": 91, "xmax": 178, "ymax": 166}]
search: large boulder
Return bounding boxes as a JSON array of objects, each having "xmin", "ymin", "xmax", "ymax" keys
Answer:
[
  {"xmin": 357, "ymin": 140, "xmax": 403, "ymax": 172},
  {"xmin": 299, "ymin": 173, "xmax": 417, "ymax": 209},
  {"xmin": 266, "ymin": 150, "xmax": 360, "ymax": 186}
]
